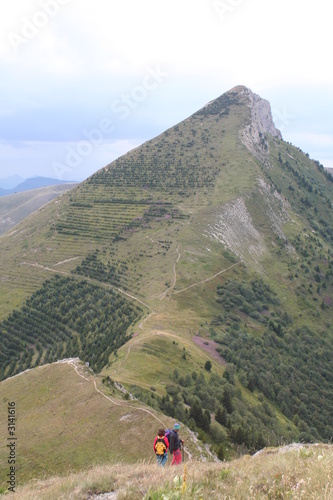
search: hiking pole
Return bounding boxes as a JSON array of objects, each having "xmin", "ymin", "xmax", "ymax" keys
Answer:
[{"xmin": 181, "ymin": 442, "xmax": 187, "ymax": 495}]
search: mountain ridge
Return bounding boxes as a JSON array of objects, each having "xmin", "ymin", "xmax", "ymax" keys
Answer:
[
  {"xmin": 0, "ymin": 176, "xmax": 77, "ymax": 197},
  {"xmin": 0, "ymin": 182, "xmax": 78, "ymax": 235},
  {"xmin": 0, "ymin": 175, "xmax": 25, "ymax": 190},
  {"xmin": 0, "ymin": 85, "xmax": 332, "ymax": 488}
]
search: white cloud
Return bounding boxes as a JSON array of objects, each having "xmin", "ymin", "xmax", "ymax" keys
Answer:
[
  {"xmin": 2, "ymin": 0, "xmax": 332, "ymax": 86},
  {"xmin": 0, "ymin": 0, "xmax": 332, "ymax": 177}
]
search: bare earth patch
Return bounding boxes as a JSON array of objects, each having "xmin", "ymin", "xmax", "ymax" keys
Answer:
[{"xmin": 192, "ymin": 336, "xmax": 226, "ymax": 365}]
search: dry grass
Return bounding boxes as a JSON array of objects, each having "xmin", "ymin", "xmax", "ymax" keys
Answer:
[
  {"xmin": 12, "ymin": 444, "xmax": 333, "ymax": 499},
  {"xmin": 0, "ymin": 360, "xmax": 210, "ymax": 490}
]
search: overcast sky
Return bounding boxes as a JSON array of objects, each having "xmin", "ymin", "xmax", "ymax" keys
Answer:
[{"xmin": 0, "ymin": 0, "xmax": 332, "ymax": 182}]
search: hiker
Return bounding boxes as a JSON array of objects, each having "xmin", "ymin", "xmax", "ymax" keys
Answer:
[
  {"xmin": 153, "ymin": 428, "xmax": 169, "ymax": 466},
  {"xmin": 169, "ymin": 423, "xmax": 184, "ymax": 465}
]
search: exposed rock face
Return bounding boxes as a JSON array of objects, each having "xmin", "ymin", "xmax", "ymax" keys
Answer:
[
  {"xmin": 200, "ymin": 84, "xmax": 282, "ymax": 146},
  {"xmin": 207, "ymin": 197, "xmax": 266, "ymax": 272},
  {"xmin": 206, "ymin": 175, "xmax": 295, "ymax": 272},
  {"xmin": 235, "ymin": 85, "xmax": 282, "ymax": 161},
  {"xmin": 257, "ymin": 177, "xmax": 295, "ymax": 255},
  {"xmin": 243, "ymin": 86, "xmax": 282, "ymax": 139}
]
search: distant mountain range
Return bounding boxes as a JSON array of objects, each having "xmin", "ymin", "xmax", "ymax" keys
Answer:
[
  {"xmin": 0, "ymin": 182, "xmax": 78, "ymax": 236},
  {"xmin": 0, "ymin": 176, "xmax": 77, "ymax": 197},
  {"xmin": 0, "ymin": 174, "xmax": 25, "ymax": 190}
]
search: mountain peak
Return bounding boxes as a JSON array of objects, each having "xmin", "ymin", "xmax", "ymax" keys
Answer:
[
  {"xmin": 226, "ymin": 85, "xmax": 283, "ymax": 159},
  {"xmin": 196, "ymin": 85, "xmax": 282, "ymax": 142},
  {"xmin": 244, "ymin": 87, "xmax": 281, "ymax": 139},
  {"xmin": 228, "ymin": 85, "xmax": 282, "ymax": 139}
]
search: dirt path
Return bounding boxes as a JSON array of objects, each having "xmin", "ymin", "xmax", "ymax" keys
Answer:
[
  {"xmin": 62, "ymin": 359, "xmax": 167, "ymax": 427},
  {"xmin": 117, "ymin": 288, "xmax": 153, "ymax": 311},
  {"xmin": 158, "ymin": 243, "xmax": 181, "ymax": 300},
  {"xmin": 21, "ymin": 261, "xmax": 69, "ymax": 275},
  {"xmin": 54, "ymin": 256, "xmax": 80, "ymax": 266},
  {"xmin": 20, "ymin": 260, "xmax": 153, "ymax": 313},
  {"xmin": 64, "ymin": 358, "xmax": 195, "ymax": 460},
  {"xmin": 173, "ymin": 261, "xmax": 241, "ymax": 295}
]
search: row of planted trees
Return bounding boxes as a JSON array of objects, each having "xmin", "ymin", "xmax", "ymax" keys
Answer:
[{"xmin": 0, "ymin": 275, "xmax": 142, "ymax": 380}]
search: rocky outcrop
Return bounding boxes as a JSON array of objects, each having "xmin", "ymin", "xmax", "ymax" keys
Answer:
[
  {"xmin": 207, "ymin": 197, "xmax": 266, "ymax": 272},
  {"xmin": 206, "ymin": 177, "xmax": 295, "ymax": 272},
  {"xmin": 237, "ymin": 86, "xmax": 282, "ymax": 162}
]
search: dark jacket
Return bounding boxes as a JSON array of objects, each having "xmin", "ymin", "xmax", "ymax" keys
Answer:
[{"xmin": 169, "ymin": 430, "xmax": 182, "ymax": 453}]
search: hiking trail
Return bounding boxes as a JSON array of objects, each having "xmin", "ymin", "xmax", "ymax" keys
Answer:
[
  {"xmin": 158, "ymin": 244, "xmax": 181, "ymax": 300},
  {"xmin": 172, "ymin": 261, "xmax": 241, "ymax": 295},
  {"xmin": 60, "ymin": 358, "xmax": 167, "ymax": 427}
]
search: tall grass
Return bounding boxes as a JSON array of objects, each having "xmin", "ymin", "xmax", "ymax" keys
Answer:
[{"xmin": 13, "ymin": 444, "xmax": 333, "ymax": 499}]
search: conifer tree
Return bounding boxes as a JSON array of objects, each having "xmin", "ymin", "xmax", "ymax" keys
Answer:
[
  {"xmin": 222, "ymin": 388, "xmax": 233, "ymax": 414},
  {"xmin": 215, "ymin": 405, "xmax": 227, "ymax": 426}
]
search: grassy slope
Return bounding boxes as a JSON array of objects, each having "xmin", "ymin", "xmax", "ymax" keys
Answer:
[
  {"xmin": 266, "ymin": 139, "xmax": 333, "ymax": 329},
  {"xmin": 0, "ymin": 190, "xmax": 98, "ymax": 320},
  {"xmin": 0, "ymin": 90, "xmax": 252, "ymax": 318},
  {"xmin": 104, "ymin": 152, "xmax": 332, "ymax": 399},
  {"xmin": 13, "ymin": 444, "xmax": 333, "ymax": 499},
  {"xmin": 0, "ymin": 360, "xmax": 206, "ymax": 489}
]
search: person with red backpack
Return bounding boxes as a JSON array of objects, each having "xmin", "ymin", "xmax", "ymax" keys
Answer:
[
  {"xmin": 153, "ymin": 428, "xmax": 169, "ymax": 466},
  {"xmin": 169, "ymin": 423, "xmax": 184, "ymax": 465}
]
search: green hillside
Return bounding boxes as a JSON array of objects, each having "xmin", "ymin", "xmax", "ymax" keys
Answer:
[
  {"xmin": 0, "ymin": 85, "xmax": 332, "ymax": 481},
  {"xmin": 0, "ymin": 360, "xmax": 208, "ymax": 489}
]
